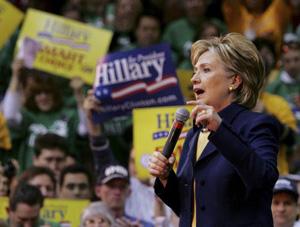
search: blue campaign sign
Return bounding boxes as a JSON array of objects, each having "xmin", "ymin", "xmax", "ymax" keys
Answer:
[{"xmin": 93, "ymin": 43, "xmax": 185, "ymax": 122}]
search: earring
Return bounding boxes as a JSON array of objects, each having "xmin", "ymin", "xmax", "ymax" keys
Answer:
[{"xmin": 229, "ymin": 85, "xmax": 234, "ymax": 92}]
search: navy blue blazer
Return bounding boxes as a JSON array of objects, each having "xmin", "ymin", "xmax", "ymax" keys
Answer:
[{"xmin": 154, "ymin": 103, "xmax": 281, "ymax": 227}]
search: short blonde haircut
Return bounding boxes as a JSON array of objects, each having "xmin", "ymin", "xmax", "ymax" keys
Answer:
[{"xmin": 191, "ymin": 32, "xmax": 265, "ymax": 109}]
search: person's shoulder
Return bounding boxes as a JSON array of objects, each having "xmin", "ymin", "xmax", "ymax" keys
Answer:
[
  {"xmin": 54, "ymin": 107, "xmax": 78, "ymax": 120},
  {"xmin": 20, "ymin": 108, "xmax": 39, "ymax": 123},
  {"xmin": 266, "ymin": 69, "xmax": 280, "ymax": 85},
  {"xmin": 164, "ymin": 18, "xmax": 189, "ymax": 31},
  {"xmin": 241, "ymin": 108, "xmax": 278, "ymax": 124},
  {"xmin": 261, "ymin": 92, "xmax": 296, "ymax": 123},
  {"xmin": 240, "ymin": 109, "xmax": 283, "ymax": 137},
  {"xmin": 223, "ymin": 103, "xmax": 278, "ymax": 125},
  {"xmin": 261, "ymin": 92, "xmax": 290, "ymax": 107}
]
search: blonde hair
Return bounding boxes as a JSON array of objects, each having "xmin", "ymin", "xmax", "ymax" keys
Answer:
[
  {"xmin": 80, "ymin": 202, "xmax": 114, "ymax": 227},
  {"xmin": 191, "ymin": 32, "xmax": 265, "ymax": 109}
]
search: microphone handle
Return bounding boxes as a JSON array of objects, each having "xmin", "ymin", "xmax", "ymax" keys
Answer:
[{"xmin": 162, "ymin": 121, "xmax": 184, "ymax": 158}]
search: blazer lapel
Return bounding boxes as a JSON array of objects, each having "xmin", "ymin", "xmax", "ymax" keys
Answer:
[
  {"xmin": 198, "ymin": 141, "xmax": 217, "ymax": 161},
  {"xmin": 187, "ymin": 129, "xmax": 217, "ymax": 164}
]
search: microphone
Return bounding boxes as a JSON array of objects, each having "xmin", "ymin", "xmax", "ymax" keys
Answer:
[{"xmin": 162, "ymin": 108, "xmax": 190, "ymax": 158}]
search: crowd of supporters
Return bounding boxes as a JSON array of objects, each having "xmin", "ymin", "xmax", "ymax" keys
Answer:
[{"xmin": 1, "ymin": 0, "xmax": 300, "ymax": 226}]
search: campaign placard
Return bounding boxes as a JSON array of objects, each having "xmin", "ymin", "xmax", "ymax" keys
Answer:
[
  {"xmin": 0, "ymin": 197, "xmax": 89, "ymax": 226},
  {"xmin": 0, "ymin": 197, "xmax": 8, "ymax": 220},
  {"xmin": 176, "ymin": 69, "xmax": 194, "ymax": 101},
  {"xmin": 0, "ymin": 0, "xmax": 24, "ymax": 49},
  {"xmin": 133, "ymin": 106, "xmax": 193, "ymax": 180},
  {"xmin": 16, "ymin": 8, "xmax": 112, "ymax": 84},
  {"xmin": 94, "ymin": 43, "xmax": 185, "ymax": 122},
  {"xmin": 41, "ymin": 199, "xmax": 89, "ymax": 226}
]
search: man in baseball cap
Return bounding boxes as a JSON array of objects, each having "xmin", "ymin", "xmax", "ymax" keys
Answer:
[
  {"xmin": 95, "ymin": 164, "xmax": 131, "ymax": 217},
  {"xmin": 95, "ymin": 164, "xmax": 153, "ymax": 226},
  {"xmin": 272, "ymin": 177, "xmax": 300, "ymax": 227}
]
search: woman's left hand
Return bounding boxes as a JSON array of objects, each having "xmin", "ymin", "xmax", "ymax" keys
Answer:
[{"xmin": 186, "ymin": 100, "xmax": 222, "ymax": 132}]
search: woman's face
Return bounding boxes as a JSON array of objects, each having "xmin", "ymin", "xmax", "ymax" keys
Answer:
[
  {"xmin": 34, "ymin": 91, "xmax": 54, "ymax": 112},
  {"xmin": 84, "ymin": 215, "xmax": 111, "ymax": 227},
  {"xmin": 191, "ymin": 50, "xmax": 236, "ymax": 111}
]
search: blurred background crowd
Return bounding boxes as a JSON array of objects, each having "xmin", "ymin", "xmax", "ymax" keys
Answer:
[{"xmin": 0, "ymin": 0, "xmax": 300, "ymax": 226}]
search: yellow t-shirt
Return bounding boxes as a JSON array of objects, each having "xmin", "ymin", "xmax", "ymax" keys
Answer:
[
  {"xmin": 261, "ymin": 92, "xmax": 297, "ymax": 174},
  {"xmin": 222, "ymin": 0, "xmax": 291, "ymax": 54}
]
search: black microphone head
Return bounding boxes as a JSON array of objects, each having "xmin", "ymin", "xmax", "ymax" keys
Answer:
[{"xmin": 176, "ymin": 108, "xmax": 190, "ymax": 123}]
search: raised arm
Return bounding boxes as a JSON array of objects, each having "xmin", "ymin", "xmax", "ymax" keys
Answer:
[
  {"xmin": 83, "ymin": 89, "xmax": 115, "ymax": 174},
  {"xmin": 2, "ymin": 59, "xmax": 24, "ymax": 124},
  {"xmin": 70, "ymin": 76, "xmax": 88, "ymax": 136}
]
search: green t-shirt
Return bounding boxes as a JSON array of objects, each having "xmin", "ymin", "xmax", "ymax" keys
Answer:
[
  {"xmin": 266, "ymin": 72, "xmax": 300, "ymax": 105},
  {"xmin": 163, "ymin": 18, "xmax": 197, "ymax": 67},
  {"xmin": 163, "ymin": 18, "xmax": 226, "ymax": 68},
  {"xmin": 8, "ymin": 107, "xmax": 80, "ymax": 172}
]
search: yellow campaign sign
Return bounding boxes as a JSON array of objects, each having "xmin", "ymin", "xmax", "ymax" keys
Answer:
[
  {"xmin": 16, "ymin": 8, "xmax": 113, "ymax": 84},
  {"xmin": 0, "ymin": 197, "xmax": 8, "ymax": 219},
  {"xmin": 176, "ymin": 69, "xmax": 194, "ymax": 102},
  {"xmin": 41, "ymin": 199, "xmax": 90, "ymax": 226},
  {"xmin": 133, "ymin": 106, "xmax": 193, "ymax": 180},
  {"xmin": 0, "ymin": 197, "xmax": 89, "ymax": 226},
  {"xmin": 0, "ymin": 0, "xmax": 24, "ymax": 49}
]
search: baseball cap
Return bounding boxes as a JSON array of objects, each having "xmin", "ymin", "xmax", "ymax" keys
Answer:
[
  {"xmin": 97, "ymin": 164, "xmax": 129, "ymax": 185},
  {"xmin": 273, "ymin": 177, "xmax": 299, "ymax": 201}
]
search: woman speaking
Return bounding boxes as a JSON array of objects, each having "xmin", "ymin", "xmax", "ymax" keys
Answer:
[{"xmin": 148, "ymin": 33, "xmax": 281, "ymax": 227}]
